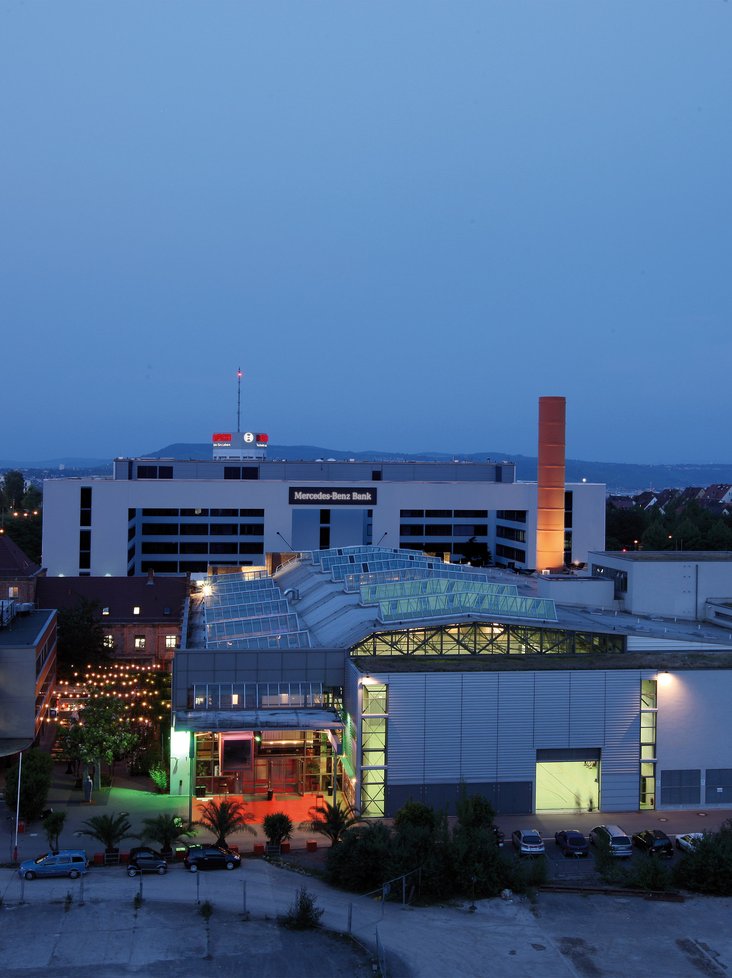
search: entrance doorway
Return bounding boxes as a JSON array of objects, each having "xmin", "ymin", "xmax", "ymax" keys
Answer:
[{"xmin": 536, "ymin": 758, "xmax": 600, "ymax": 813}]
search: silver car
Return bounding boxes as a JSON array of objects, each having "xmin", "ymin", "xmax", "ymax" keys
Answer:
[{"xmin": 512, "ymin": 829, "xmax": 545, "ymax": 856}]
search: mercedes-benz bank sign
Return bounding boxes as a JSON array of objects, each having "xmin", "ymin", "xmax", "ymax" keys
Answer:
[{"xmin": 289, "ymin": 487, "xmax": 377, "ymax": 505}]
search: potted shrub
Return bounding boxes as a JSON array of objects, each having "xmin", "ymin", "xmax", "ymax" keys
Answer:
[{"xmin": 263, "ymin": 812, "xmax": 293, "ymax": 855}]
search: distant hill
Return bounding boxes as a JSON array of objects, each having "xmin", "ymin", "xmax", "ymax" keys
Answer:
[
  {"xmin": 143, "ymin": 444, "xmax": 732, "ymax": 493},
  {"xmin": 4, "ymin": 444, "xmax": 732, "ymax": 494}
]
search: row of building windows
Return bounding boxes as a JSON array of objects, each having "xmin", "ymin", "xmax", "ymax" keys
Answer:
[
  {"xmin": 496, "ymin": 510, "xmax": 527, "ymax": 523},
  {"xmin": 223, "ymin": 467, "xmax": 261, "ymax": 480},
  {"xmin": 142, "ymin": 541, "xmax": 265, "ymax": 555},
  {"xmin": 136, "ymin": 465, "xmax": 174, "ymax": 479},
  {"xmin": 138, "ymin": 508, "xmax": 264, "ymax": 518},
  {"xmin": 399, "ymin": 524, "xmax": 488, "ymax": 537},
  {"xmin": 495, "ymin": 543, "xmax": 526, "ymax": 562},
  {"xmin": 495, "ymin": 525, "xmax": 527, "ymax": 543},
  {"xmin": 140, "ymin": 523, "xmax": 264, "ymax": 536},
  {"xmin": 400, "ymin": 509, "xmax": 488, "ymax": 518}
]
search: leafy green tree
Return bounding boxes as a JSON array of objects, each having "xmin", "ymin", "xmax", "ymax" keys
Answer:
[
  {"xmin": 141, "ymin": 813, "xmax": 197, "ymax": 855},
  {"xmin": 393, "ymin": 800, "xmax": 436, "ymax": 832},
  {"xmin": 56, "ymin": 695, "xmax": 139, "ymax": 787},
  {"xmin": 3, "ymin": 749, "xmax": 53, "ymax": 822},
  {"xmin": 641, "ymin": 519, "xmax": 671, "ymax": 551},
  {"xmin": 673, "ymin": 517, "xmax": 703, "ymax": 551},
  {"xmin": 44, "ymin": 811, "xmax": 67, "ymax": 852},
  {"xmin": 57, "ymin": 599, "xmax": 109, "ymax": 673},
  {"xmin": 263, "ymin": 812, "xmax": 293, "ymax": 847},
  {"xmin": 303, "ymin": 801, "xmax": 363, "ymax": 846},
  {"xmin": 79, "ymin": 812, "xmax": 135, "ymax": 853},
  {"xmin": 0, "ymin": 514, "xmax": 42, "ymax": 565},
  {"xmin": 704, "ymin": 521, "xmax": 732, "ymax": 550},
  {"xmin": 195, "ymin": 798, "xmax": 256, "ymax": 848},
  {"xmin": 2, "ymin": 470, "xmax": 25, "ymax": 509},
  {"xmin": 21, "ymin": 484, "xmax": 42, "ymax": 511}
]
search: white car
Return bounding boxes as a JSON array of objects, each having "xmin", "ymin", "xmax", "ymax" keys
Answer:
[{"xmin": 675, "ymin": 832, "xmax": 705, "ymax": 853}]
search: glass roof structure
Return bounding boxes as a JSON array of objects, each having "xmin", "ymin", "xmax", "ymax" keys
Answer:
[
  {"xmin": 360, "ymin": 578, "xmax": 518, "ymax": 605},
  {"xmin": 206, "ymin": 612, "xmax": 302, "ymax": 643},
  {"xmin": 201, "ymin": 546, "xmax": 557, "ymax": 651},
  {"xmin": 329, "ymin": 557, "xmax": 444, "ymax": 582},
  {"xmin": 306, "ymin": 545, "xmax": 428, "ymax": 568},
  {"xmin": 377, "ymin": 591, "xmax": 557, "ymax": 623},
  {"xmin": 344, "ymin": 564, "xmax": 504, "ymax": 592},
  {"xmin": 202, "ymin": 571, "xmax": 308, "ymax": 649},
  {"xmin": 205, "ymin": 598, "xmax": 290, "ymax": 622},
  {"xmin": 207, "ymin": 631, "xmax": 311, "ymax": 650}
]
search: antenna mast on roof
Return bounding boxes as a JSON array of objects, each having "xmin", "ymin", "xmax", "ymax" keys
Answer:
[{"xmin": 236, "ymin": 367, "xmax": 242, "ymax": 433}]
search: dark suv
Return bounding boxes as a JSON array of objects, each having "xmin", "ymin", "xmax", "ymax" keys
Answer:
[
  {"xmin": 632, "ymin": 829, "xmax": 673, "ymax": 857},
  {"xmin": 184, "ymin": 845, "xmax": 241, "ymax": 872},
  {"xmin": 127, "ymin": 847, "xmax": 168, "ymax": 876}
]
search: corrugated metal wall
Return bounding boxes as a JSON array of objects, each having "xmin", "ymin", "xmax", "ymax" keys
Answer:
[{"xmin": 377, "ymin": 668, "xmax": 642, "ymax": 814}]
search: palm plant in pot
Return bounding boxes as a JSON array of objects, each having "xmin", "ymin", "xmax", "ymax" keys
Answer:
[
  {"xmin": 195, "ymin": 798, "xmax": 256, "ymax": 850},
  {"xmin": 302, "ymin": 800, "xmax": 363, "ymax": 846},
  {"xmin": 79, "ymin": 812, "xmax": 135, "ymax": 864},
  {"xmin": 141, "ymin": 813, "xmax": 197, "ymax": 859}
]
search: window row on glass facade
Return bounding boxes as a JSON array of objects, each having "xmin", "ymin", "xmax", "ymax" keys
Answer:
[{"xmin": 350, "ymin": 622, "xmax": 625, "ymax": 656}]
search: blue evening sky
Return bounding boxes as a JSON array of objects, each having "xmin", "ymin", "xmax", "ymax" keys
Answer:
[{"xmin": 1, "ymin": 2, "xmax": 730, "ymax": 464}]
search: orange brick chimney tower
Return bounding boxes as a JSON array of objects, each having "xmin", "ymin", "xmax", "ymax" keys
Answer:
[{"xmin": 536, "ymin": 395, "xmax": 566, "ymax": 572}]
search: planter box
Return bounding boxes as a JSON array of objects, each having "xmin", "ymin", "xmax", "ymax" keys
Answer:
[
  {"xmin": 280, "ymin": 842, "xmax": 290, "ymax": 854},
  {"xmin": 253, "ymin": 843, "xmax": 265, "ymax": 856},
  {"xmin": 306, "ymin": 840, "xmax": 318, "ymax": 852}
]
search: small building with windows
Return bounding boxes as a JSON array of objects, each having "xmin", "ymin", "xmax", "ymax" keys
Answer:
[
  {"xmin": 169, "ymin": 547, "xmax": 732, "ymax": 818},
  {"xmin": 0, "ymin": 600, "xmax": 57, "ymax": 754},
  {"xmin": 35, "ymin": 574, "xmax": 189, "ymax": 665}
]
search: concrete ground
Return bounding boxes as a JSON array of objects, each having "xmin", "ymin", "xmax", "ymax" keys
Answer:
[{"xmin": 3, "ymin": 763, "xmax": 732, "ymax": 977}]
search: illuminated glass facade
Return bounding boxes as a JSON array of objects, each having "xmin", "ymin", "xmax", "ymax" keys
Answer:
[{"xmin": 350, "ymin": 622, "xmax": 624, "ymax": 657}]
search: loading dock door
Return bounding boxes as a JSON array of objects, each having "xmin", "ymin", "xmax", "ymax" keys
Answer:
[{"xmin": 536, "ymin": 748, "xmax": 600, "ymax": 813}]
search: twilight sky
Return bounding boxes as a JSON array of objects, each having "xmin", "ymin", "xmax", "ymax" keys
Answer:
[{"xmin": 1, "ymin": 2, "xmax": 730, "ymax": 465}]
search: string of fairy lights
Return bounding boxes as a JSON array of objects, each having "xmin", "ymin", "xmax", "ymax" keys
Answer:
[{"xmin": 55, "ymin": 662, "xmax": 171, "ymax": 728}]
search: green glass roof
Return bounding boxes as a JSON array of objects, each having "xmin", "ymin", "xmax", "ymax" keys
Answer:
[
  {"xmin": 361, "ymin": 577, "xmax": 518, "ymax": 605},
  {"xmin": 378, "ymin": 591, "xmax": 557, "ymax": 623}
]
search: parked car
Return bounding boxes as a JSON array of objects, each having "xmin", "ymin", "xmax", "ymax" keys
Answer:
[
  {"xmin": 511, "ymin": 829, "xmax": 545, "ymax": 856},
  {"xmin": 589, "ymin": 824, "xmax": 633, "ymax": 857},
  {"xmin": 554, "ymin": 830, "xmax": 589, "ymax": 857},
  {"xmin": 632, "ymin": 829, "xmax": 673, "ymax": 857},
  {"xmin": 184, "ymin": 844, "xmax": 241, "ymax": 872},
  {"xmin": 127, "ymin": 846, "xmax": 168, "ymax": 876},
  {"xmin": 18, "ymin": 850, "xmax": 89, "ymax": 880},
  {"xmin": 675, "ymin": 832, "xmax": 705, "ymax": 853}
]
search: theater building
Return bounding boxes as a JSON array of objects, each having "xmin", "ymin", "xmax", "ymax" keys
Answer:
[{"xmin": 169, "ymin": 547, "xmax": 732, "ymax": 817}]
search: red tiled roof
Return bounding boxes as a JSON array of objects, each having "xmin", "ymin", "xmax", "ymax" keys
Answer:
[{"xmin": 0, "ymin": 534, "xmax": 41, "ymax": 577}]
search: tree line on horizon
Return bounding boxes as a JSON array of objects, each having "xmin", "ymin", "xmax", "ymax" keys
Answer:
[{"xmin": 605, "ymin": 499, "xmax": 732, "ymax": 553}]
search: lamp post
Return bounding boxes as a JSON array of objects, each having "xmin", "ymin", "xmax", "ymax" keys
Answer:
[{"xmin": 13, "ymin": 751, "xmax": 23, "ymax": 862}]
